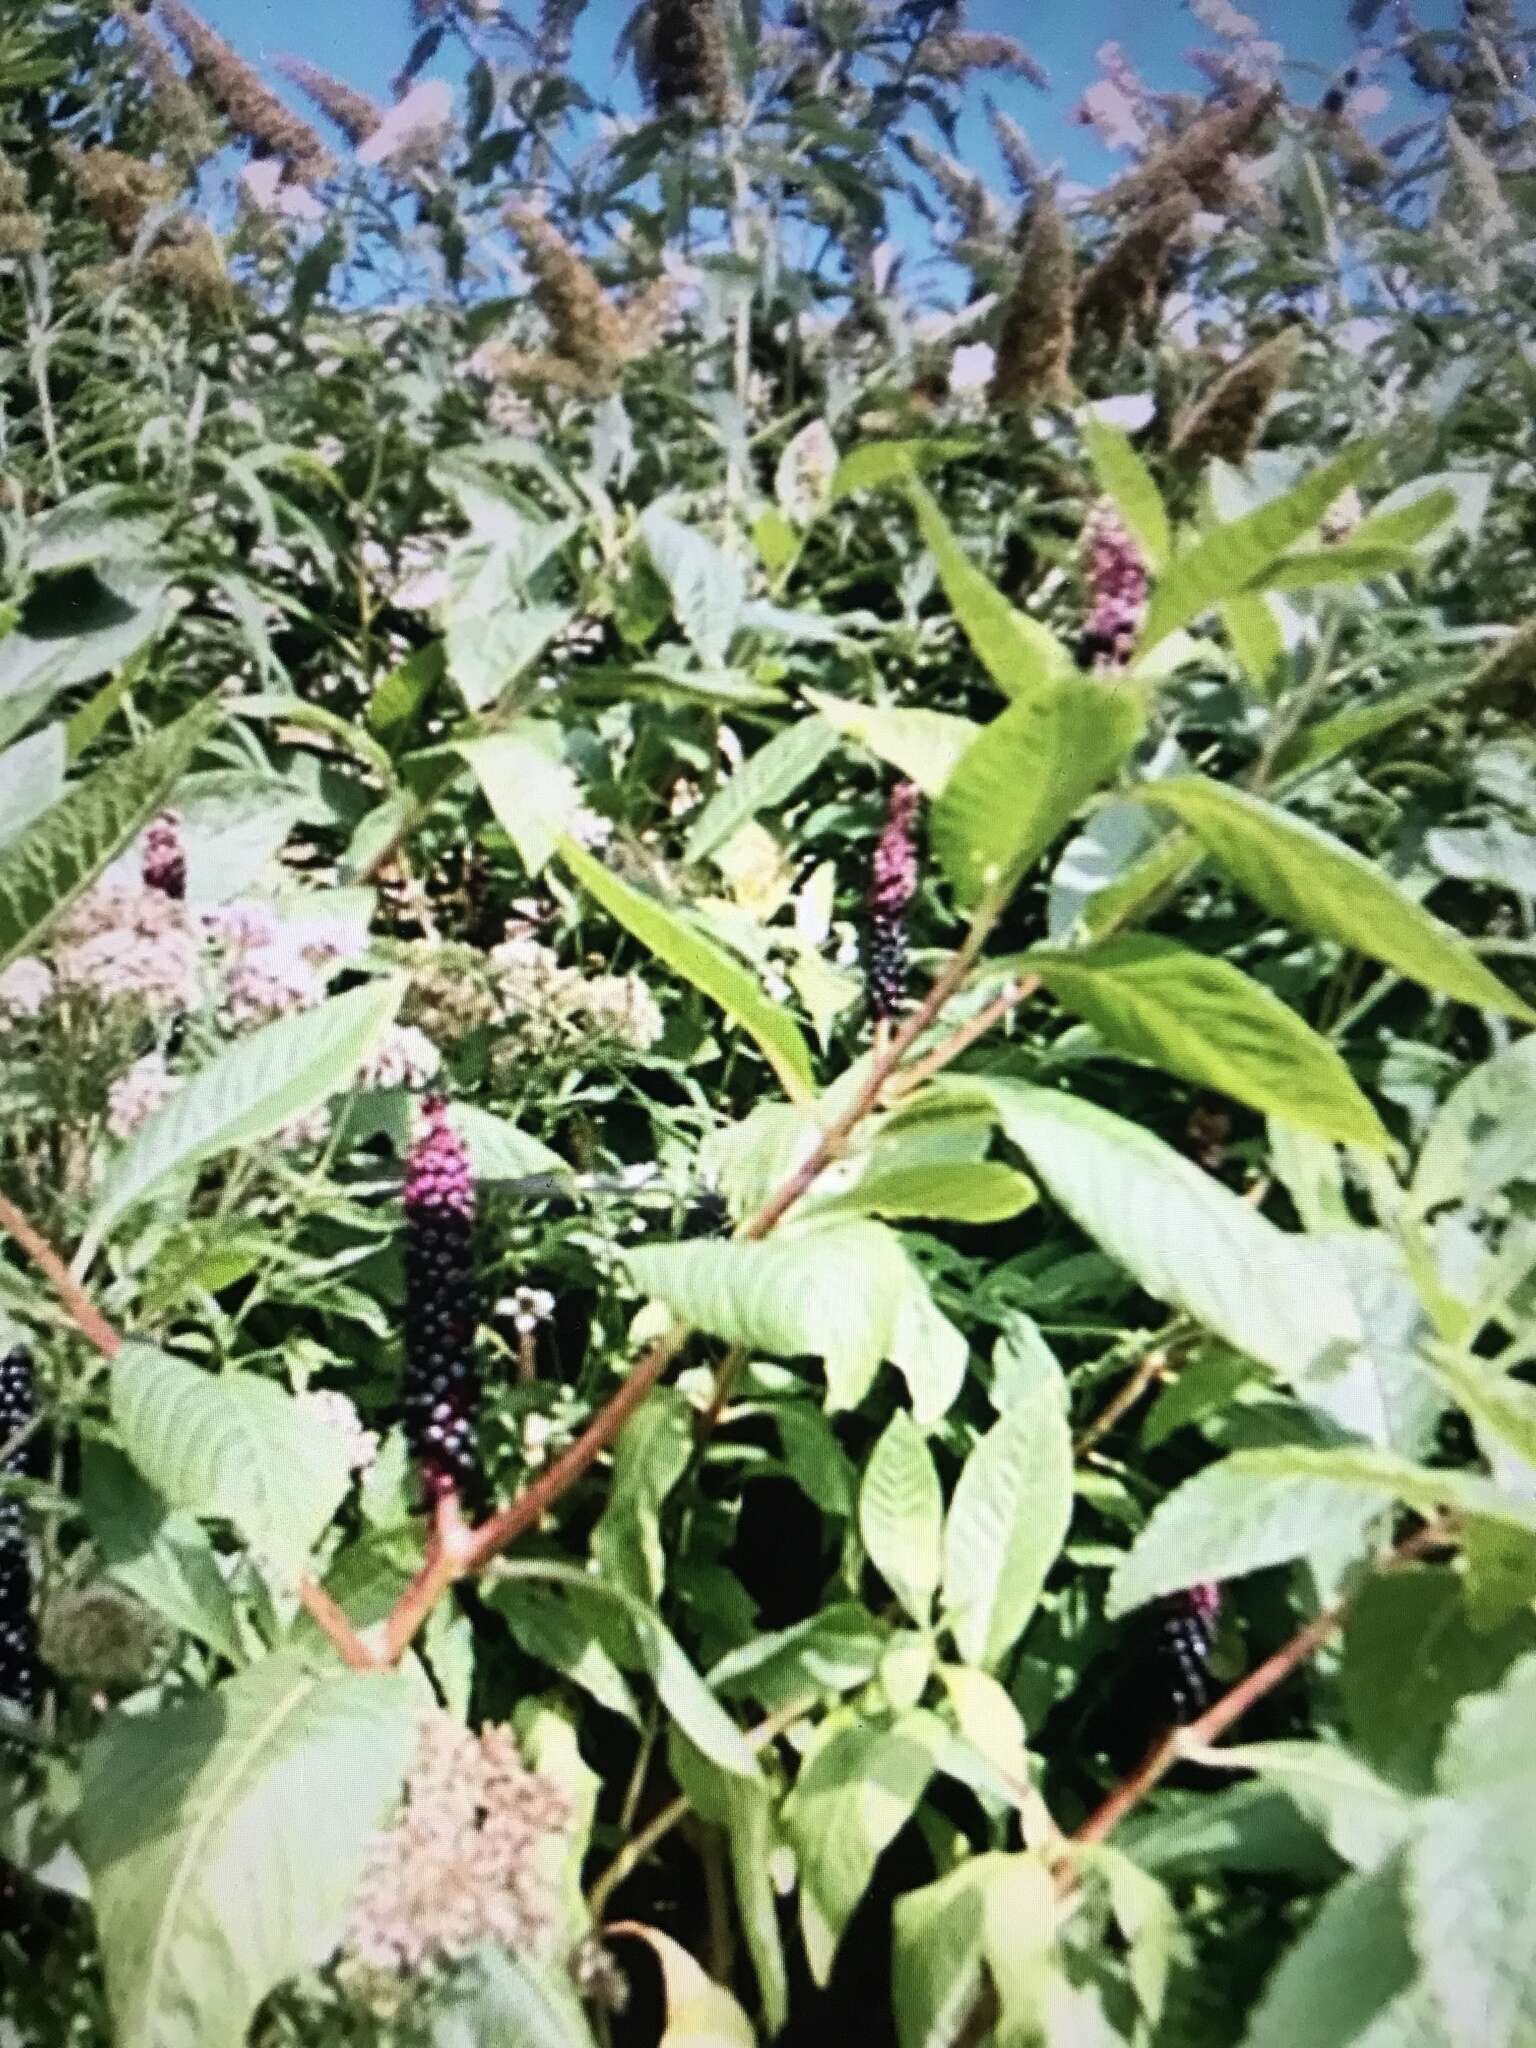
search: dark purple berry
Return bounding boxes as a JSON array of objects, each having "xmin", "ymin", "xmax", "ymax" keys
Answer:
[
  {"xmin": 141, "ymin": 812, "xmax": 186, "ymax": 900},
  {"xmin": 1148, "ymin": 1581, "xmax": 1222, "ymax": 1725},
  {"xmin": 402, "ymin": 1098, "xmax": 480, "ymax": 1506},
  {"xmin": 0, "ymin": 1348, "xmax": 41, "ymax": 1720}
]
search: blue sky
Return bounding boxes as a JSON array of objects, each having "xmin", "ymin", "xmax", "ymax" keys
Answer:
[{"xmin": 193, "ymin": 0, "xmax": 1446, "ymax": 188}]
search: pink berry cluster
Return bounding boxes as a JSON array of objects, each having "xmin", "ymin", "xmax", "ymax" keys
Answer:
[
  {"xmin": 864, "ymin": 780, "xmax": 923, "ymax": 1022},
  {"xmin": 1079, "ymin": 500, "xmax": 1148, "ymax": 672}
]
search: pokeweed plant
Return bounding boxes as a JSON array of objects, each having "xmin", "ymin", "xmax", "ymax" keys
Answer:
[{"xmin": 3, "ymin": 3, "xmax": 1536, "ymax": 2047}]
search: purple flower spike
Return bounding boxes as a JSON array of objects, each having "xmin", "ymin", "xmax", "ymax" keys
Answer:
[
  {"xmin": 402, "ymin": 1097, "xmax": 480, "ymax": 1506},
  {"xmin": 141, "ymin": 812, "xmax": 187, "ymax": 901},
  {"xmin": 1079, "ymin": 501, "xmax": 1148, "ymax": 674}
]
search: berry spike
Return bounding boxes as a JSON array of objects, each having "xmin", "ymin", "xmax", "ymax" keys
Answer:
[
  {"xmin": 0, "ymin": 1347, "xmax": 41, "ymax": 1720},
  {"xmin": 401, "ymin": 1097, "xmax": 481, "ymax": 1508},
  {"xmin": 863, "ymin": 779, "xmax": 922, "ymax": 1024},
  {"xmin": 1149, "ymin": 1580, "xmax": 1223, "ymax": 1726},
  {"xmin": 1078, "ymin": 501, "xmax": 1148, "ymax": 674}
]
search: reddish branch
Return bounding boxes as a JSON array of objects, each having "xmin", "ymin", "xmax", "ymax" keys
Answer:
[{"xmin": 0, "ymin": 1194, "xmax": 122, "ymax": 1362}]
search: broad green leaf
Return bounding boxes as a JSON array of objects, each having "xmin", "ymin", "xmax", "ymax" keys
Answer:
[
  {"xmin": 1083, "ymin": 825, "xmax": 1198, "ymax": 938},
  {"xmin": 941, "ymin": 1377, "xmax": 1072, "ymax": 1668},
  {"xmin": 802, "ymin": 688, "xmax": 978, "ymax": 796},
  {"xmin": 1189, "ymin": 1740, "xmax": 1415, "ymax": 1869},
  {"xmin": 1106, "ymin": 1451, "xmax": 1385, "ymax": 1620},
  {"xmin": 944, "ymin": 1080, "xmax": 1393, "ymax": 1438},
  {"xmin": 787, "ymin": 1708, "xmax": 946, "ymax": 1981},
  {"xmin": 1343, "ymin": 1568, "xmax": 1536, "ymax": 1791},
  {"xmin": 1240, "ymin": 1858, "xmax": 1435, "ymax": 2048},
  {"xmin": 110, "ymin": 1343, "xmax": 352, "ymax": 1578},
  {"xmin": 815, "ymin": 1157, "xmax": 1035, "ymax": 1225},
  {"xmin": 1081, "ymin": 414, "xmax": 1170, "ymax": 572},
  {"xmin": 891, "ymin": 1858, "xmax": 993, "ymax": 2048},
  {"xmin": 639, "ymin": 508, "xmax": 746, "ymax": 666},
  {"xmin": 710, "ymin": 1603, "xmax": 888, "ymax": 1711},
  {"xmin": 1276, "ymin": 671, "xmax": 1476, "ymax": 782},
  {"xmin": 908, "ymin": 482, "xmax": 1071, "ymax": 703},
  {"xmin": 1139, "ymin": 439, "xmax": 1384, "ymax": 649},
  {"xmin": 80, "ymin": 1442, "xmax": 243, "ymax": 1663},
  {"xmin": 26, "ymin": 486, "xmax": 167, "ymax": 576},
  {"xmin": 1428, "ymin": 1351, "xmax": 1536, "ymax": 1474},
  {"xmin": 612, "ymin": 1924, "xmax": 754, "ymax": 2047},
  {"xmin": 83, "ymin": 979, "xmax": 404, "ymax": 1258},
  {"xmin": 627, "ymin": 1222, "xmax": 956, "ymax": 1414},
  {"xmin": 443, "ymin": 528, "xmax": 571, "ymax": 709},
  {"xmin": 932, "ymin": 681, "xmax": 1144, "ymax": 910},
  {"xmin": 1142, "ymin": 1346, "xmax": 1261, "ymax": 1449},
  {"xmin": 684, "ymin": 717, "xmax": 838, "ymax": 863},
  {"xmin": 828, "ymin": 438, "xmax": 973, "ymax": 502},
  {"xmin": 435, "ymin": 1950, "xmax": 598, "ymax": 2048},
  {"xmin": 460, "ymin": 722, "xmax": 581, "ymax": 874},
  {"xmin": 591, "ymin": 1387, "xmax": 694, "ymax": 1604},
  {"xmin": 365, "ymin": 639, "xmax": 445, "ymax": 743},
  {"xmin": 77, "ymin": 1653, "xmax": 415, "ymax": 2048},
  {"xmin": 1407, "ymin": 1655, "xmax": 1536, "ymax": 2048},
  {"xmin": 668, "ymin": 1736, "xmax": 788, "ymax": 2034},
  {"xmin": 1251, "ymin": 543, "xmax": 1421, "ymax": 592},
  {"xmin": 1349, "ymin": 482, "xmax": 1462, "ymax": 553},
  {"xmin": 859, "ymin": 1413, "xmax": 944, "ymax": 1626},
  {"xmin": 446, "ymin": 1102, "xmax": 572, "ymax": 1184},
  {"xmin": 1030, "ymin": 934, "xmax": 1390, "ymax": 1150},
  {"xmin": 559, "ymin": 835, "xmax": 815, "ymax": 1102},
  {"xmin": 0, "ymin": 700, "xmax": 215, "ymax": 972},
  {"xmin": 1119, "ymin": 1780, "xmax": 1340, "ymax": 1882},
  {"xmin": 1140, "ymin": 777, "xmax": 1533, "ymax": 1022},
  {"xmin": 1411, "ymin": 1034, "xmax": 1536, "ymax": 1215},
  {"xmin": 938, "ymin": 1666, "xmax": 1031, "ymax": 1800},
  {"xmin": 0, "ymin": 723, "xmax": 64, "ymax": 850},
  {"xmin": 490, "ymin": 1560, "xmax": 758, "ymax": 1779},
  {"xmin": 980, "ymin": 1852, "xmax": 1063, "ymax": 2048},
  {"xmin": 0, "ymin": 565, "xmax": 171, "ymax": 709},
  {"xmin": 1071, "ymin": 1847, "xmax": 1176, "ymax": 2027}
]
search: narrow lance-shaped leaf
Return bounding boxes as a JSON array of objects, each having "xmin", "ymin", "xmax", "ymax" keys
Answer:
[
  {"xmin": 684, "ymin": 715, "xmax": 838, "ymax": 864},
  {"xmin": 932, "ymin": 680, "xmax": 1145, "ymax": 911},
  {"xmin": 1029, "ymin": 934, "xmax": 1391, "ymax": 1151},
  {"xmin": 1139, "ymin": 439, "xmax": 1384, "ymax": 651},
  {"xmin": 83, "ymin": 978, "xmax": 404, "ymax": 1260},
  {"xmin": 803, "ymin": 688, "xmax": 978, "ymax": 797},
  {"xmin": 559, "ymin": 834, "xmax": 815, "ymax": 1102},
  {"xmin": 0, "ymin": 700, "xmax": 216, "ymax": 972},
  {"xmin": 908, "ymin": 480, "xmax": 1072, "ymax": 703},
  {"xmin": 1139, "ymin": 776, "xmax": 1533, "ymax": 1022},
  {"xmin": 859, "ymin": 1412, "xmax": 944, "ymax": 1626}
]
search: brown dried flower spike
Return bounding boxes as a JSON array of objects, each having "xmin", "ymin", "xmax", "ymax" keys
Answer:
[
  {"xmin": 1074, "ymin": 191, "xmax": 1196, "ymax": 354},
  {"xmin": 158, "ymin": 0, "xmax": 334, "ymax": 185},
  {"xmin": 277, "ymin": 56, "xmax": 384, "ymax": 147},
  {"xmin": 630, "ymin": 0, "xmax": 741, "ymax": 125},
  {"xmin": 990, "ymin": 182, "xmax": 1075, "ymax": 407},
  {"xmin": 504, "ymin": 207, "xmax": 671, "ymax": 393},
  {"xmin": 59, "ymin": 146, "xmax": 179, "ymax": 246},
  {"xmin": 1170, "ymin": 328, "xmax": 1302, "ymax": 468}
]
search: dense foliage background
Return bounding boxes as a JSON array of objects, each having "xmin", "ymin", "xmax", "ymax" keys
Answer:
[{"xmin": 5, "ymin": 2, "xmax": 1536, "ymax": 2043}]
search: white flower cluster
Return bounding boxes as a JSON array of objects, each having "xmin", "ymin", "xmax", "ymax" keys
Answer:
[
  {"xmin": 206, "ymin": 900, "xmax": 368, "ymax": 1029},
  {"xmin": 487, "ymin": 937, "xmax": 664, "ymax": 1069},
  {"xmin": 53, "ymin": 881, "xmax": 204, "ymax": 1015},
  {"xmin": 106, "ymin": 1051, "xmax": 179, "ymax": 1140},
  {"xmin": 295, "ymin": 1388, "xmax": 379, "ymax": 1473}
]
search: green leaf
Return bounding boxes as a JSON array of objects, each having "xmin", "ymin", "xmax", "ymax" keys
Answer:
[
  {"xmin": 1141, "ymin": 777, "xmax": 1532, "ymax": 1021},
  {"xmin": 802, "ymin": 689, "xmax": 978, "ymax": 797},
  {"xmin": 1114, "ymin": 1443, "xmax": 1536, "ymax": 1617},
  {"xmin": 612, "ymin": 1924, "xmax": 755, "ymax": 2047},
  {"xmin": 786, "ymin": 1708, "xmax": 946, "ymax": 1981},
  {"xmin": 684, "ymin": 717, "xmax": 838, "ymax": 863},
  {"xmin": 710, "ymin": 1603, "xmax": 887, "ymax": 1711},
  {"xmin": 0, "ymin": 723, "xmax": 65, "ymax": 850},
  {"xmin": 1190, "ymin": 1740, "xmax": 1415, "ymax": 1869},
  {"xmin": 1240, "ymin": 1858, "xmax": 1434, "ymax": 2048},
  {"xmin": 1343, "ymin": 1567, "xmax": 1536, "ymax": 1791},
  {"xmin": 490, "ymin": 1561, "xmax": 758, "ymax": 1779},
  {"xmin": 1081, "ymin": 414, "xmax": 1170, "ymax": 572},
  {"xmin": 1430, "ymin": 1350, "xmax": 1536, "ymax": 1472},
  {"xmin": 1221, "ymin": 591, "xmax": 1290, "ymax": 695},
  {"xmin": 591, "ymin": 1387, "xmax": 694, "ymax": 1604},
  {"xmin": 944, "ymin": 1079, "xmax": 1393, "ymax": 1438},
  {"xmin": 859, "ymin": 1413, "xmax": 944, "ymax": 1626},
  {"xmin": 1407, "ymin": 1655, "xmax": 1536, "ymax": 2048},
  {"xmin": 488, "ymin": 1582, "xmax": 641, "ymax": 1725},
  {"xmin": 1349, "ymin": 481, "xmax": 1464, "ymax": 554},
  {"xmin": 446, "ymin": 1102, "xmax": 572, "ymax": 1185},
  {"xmin": 908, "ymin": 482, "xmax": 1072, "ymax": 703},
  {"xmin": 559, "ymin": 835, "xmax": 815, "ymax": 1102},
  {"xmin": 443, "ymin": 531, "xmax": 571, "ymax": 710},
  {"xmin": 0, "ymin": 700, "xmax": 215, "ymax": 973},
  {"xmin": 0, "ymin": 565, "xmax": 171, "ymax": 710},
  {"xmin": 460, "ymin": 722, "xmax": 581, "ymax": 874},
  {"xmin": 891, "ymin": 1859, "xmax": 992, "ymax": 2048},
  {"xmin": 366, "ymin": 639, "xmax": 445, "ymax": 744},
  {"xmin": 83, "ymin": 979, "xmax": 404, "ymax": 1259},
  {"xmin": 815, "ymin": 1157, "xmax": 1036, "ymax": 1226},
  {"xmin": 1139, "ymin": 439, "xmax": 1385, "ymax": 650},
  {"xmin": 80, "ymin": 1442, "xmax": 243, "ymax": 1663},
  {"xmin": 435, "ymin": 1950, "xmax": 598, "ymax": 2048},
  {"xmin": 26, "ymin": 487, "xmax": 167, "ymax": 576},
  {"xmin": 1248, "ymin": 543, "xmax": 1421, "ymax": 592},
  {"xmin": 627, "ymin": 1223, "xmax": 904, "ymax": 1413},
  {"xmin": 110, "ymin": 1343, "xmax": 352, "ymax": 1578},
  {"xmin": 1030, "ymin": 934, "xmax": 1391, "ymax": 1150},
  {"xmin": 1411, "ymin": 1034, "xmax": 1536, "ymax": 1215},
  {"xmin": 76, "ymin": 1653, "xmax": 415, "ymax": 2048},
  {"xmin": 932, "ymin": 681, "xmax": 1144, "ymax": 910},
  {"xmin": 941, "ymin": 1375, "xmax": 1073, "ymax": 1668},
  {"xmin": 828, "ymin": 438, "xmax": 974, "ymax": 502},
  {"xmin": 640, "ymin": 508, "xmax": 746, "ymax": 666}
]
